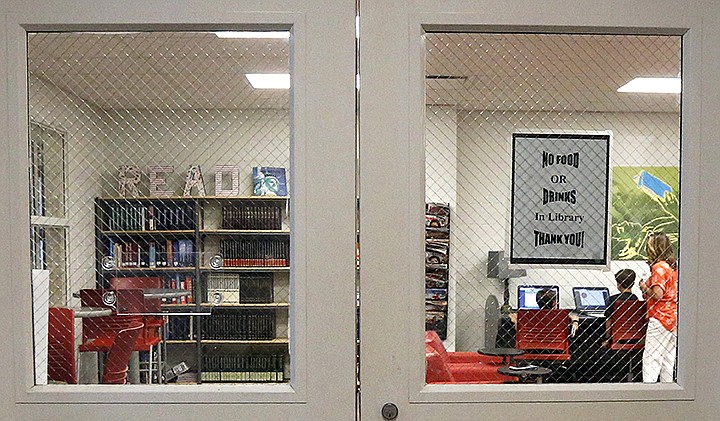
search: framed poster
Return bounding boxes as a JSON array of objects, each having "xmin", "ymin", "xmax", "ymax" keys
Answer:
[
  {"xmin": 611, "ymin": 166, "xmax": 679, "ymax": 261},
  {"xmin": 510, "ymin": 132, "xmax": 611, "ymax": 265}
]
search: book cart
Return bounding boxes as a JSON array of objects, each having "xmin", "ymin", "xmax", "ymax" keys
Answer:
[{"xmin": 95, "ymin": 196, "xmax": 290, "ymax": 383}]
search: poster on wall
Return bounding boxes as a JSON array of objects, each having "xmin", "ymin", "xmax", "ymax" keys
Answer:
[
  {"xmin": 510, "ymin": 132, "xmax": 611, "ymax": 265},
  {"xmin": 611, "ymin": 166, "xmax": 679, "ymax": 261}
]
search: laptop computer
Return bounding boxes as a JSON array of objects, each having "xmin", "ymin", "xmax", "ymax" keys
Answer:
[
  {"xmin": 572, "ymin": 287, "xmax": 610, "ymax": 317},
  {"xmin": 517, "ymin": 285, "xmax": 559, "ymax": 310}
]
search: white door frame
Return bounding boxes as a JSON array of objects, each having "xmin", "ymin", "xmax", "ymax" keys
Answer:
[
  {"xmin": 0, "ymin": 0, "xmax": 357, "ymax": 419},
  {"xmin": 359, "ymin": 0, "xmax": 715, "ymax": 419}
]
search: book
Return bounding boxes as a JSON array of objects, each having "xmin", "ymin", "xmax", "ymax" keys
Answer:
[
  {"xmin": 148, "ymin": 242, "xmax": 156, "ymax": 268},
  {"xmin": 253, "ymin": 167, "xmax": 288, "ymax": 196},
  {"xmin": 508, "ymin": 364, "xmax": 538, "ymax": 370}
]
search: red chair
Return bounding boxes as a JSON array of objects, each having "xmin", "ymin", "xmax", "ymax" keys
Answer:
[
  {"xmin": 424, "ymin": 331, "xmax": 516, "ymax": 384},
  {"xmin": 109, "ymin": 279, "xmax": 164, "ymax": 341},
  {"xmin": 515, "ymin": 309, "xmax": 571, "ymax": 361},
  {"xmin": 47, "ymin": 307, "xmax": 77, "ymax": 384},
  {"xmin": 425, "ymin": 330, "xmax": 504, "ymax": 364},
  {"xmin": 79, "ymin": 289, "xmax": 145, "ymax": 383},
  {"xmin": 425, "ymin": 344, "xmax": 517, "ymax": 384},
  {"xmin": 102, "ymin": 322, "xmax": 144, "ymax": 384},
  {"xmin": 79, "ymin": 289, "xmax": 145, "ymax": 352},
  {"xmin": 603, "ymin": 300, "xmax": 647, "ymax": 381},
  {"xmin": 109, "ymin": 277, "xmax": 164, "ymax": 383}
]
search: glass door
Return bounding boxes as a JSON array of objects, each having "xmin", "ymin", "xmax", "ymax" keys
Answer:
[
  {"xmin": 358, "ymin": 0, "xmax": 712, "ymax": 419},
  {"xmin": 2, "ymin": 0, "xmax": 356, "ymax": 419}
]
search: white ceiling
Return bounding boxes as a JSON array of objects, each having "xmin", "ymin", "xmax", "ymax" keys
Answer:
[{"xmin": 28, "ymin": 31, "xmax": 681, "ymax": 113}]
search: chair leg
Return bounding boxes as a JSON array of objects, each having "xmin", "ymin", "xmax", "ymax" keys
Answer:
[
  {"xmin": 626, "ymin": 351, "xmax": 641, "ymax": 382},
  {"xmin": 146, "ymin": 346, "xmax": 153, "ymax": 384},
  {"xmin": 155, "ymin": 340, "xmax": 163, "ymax": 384}
]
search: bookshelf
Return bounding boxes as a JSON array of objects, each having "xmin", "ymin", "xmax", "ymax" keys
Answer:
[{"xmin": 95, "ymin": 196, "xmax": 290, "ymax": 383}]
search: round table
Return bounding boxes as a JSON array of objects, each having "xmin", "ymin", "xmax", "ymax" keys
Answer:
[
  {"xmin": 498, "ymin": 365, "xmax": 553, "ymax": 384},
  {"xmin": 73, "ymin": 307, "xmax": 112, "ymax": 318},
  {"xmin": 478, "ymin": 347, "xmax": 525, "ymax": 364}
]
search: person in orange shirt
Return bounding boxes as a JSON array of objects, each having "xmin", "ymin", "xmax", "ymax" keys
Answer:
[{"xmin": 639, "ymin": 232, "xmax": 678, "ymax": 383}]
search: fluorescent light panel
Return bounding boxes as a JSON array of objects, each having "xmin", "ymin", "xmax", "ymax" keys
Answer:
[
  {"xmin": 215, "ymin": 31, "xmax": 289, "ymax": 39},
  {"xmin": 617, "ymin": 77, "xmax": 681, "ymax": 93},
  {"xmin": 246, "ymin": 73, "xmax": 290, "ymax": 89}
]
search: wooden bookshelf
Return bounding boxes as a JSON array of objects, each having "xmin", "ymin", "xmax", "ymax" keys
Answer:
[{"xmin": 95, "ymin": 195, "xmax": 291, "ymax": 384}]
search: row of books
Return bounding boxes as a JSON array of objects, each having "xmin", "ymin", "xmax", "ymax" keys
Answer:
[
  {"xmin": 107, "ymin": 239, "xmax": 195, "ymax": 268},
  {"xmin": 205, "ymin": 272, "xmax": 274, "ymax": 304},
  {"xmin": 162, "ymin": 274, "xmax": 194, "ymax": 304},
  {"xmin": 220, "ymin": 239, "xmax": 289, "ymax": 267},
  {"xmin": 103, "ymin": 202, "xmax": 195, "ymax": 231},
  {"xmin": 221, "ymin": 204, "xmax": 283, "ymax": 230},
  {"xmin": 201, "ymin": 309, "xmax": 276, "ymax": 340},
  {"xmin": 201, "ymin": 354, "xmax": 284, "ymax": 383}
]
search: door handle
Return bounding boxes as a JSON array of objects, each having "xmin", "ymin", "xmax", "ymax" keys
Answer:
[{"xmin": 381, "ymin": 402, "xmax": 398, "ymax": 420}]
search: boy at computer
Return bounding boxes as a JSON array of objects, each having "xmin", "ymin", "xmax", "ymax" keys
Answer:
[{"xmin": 532, "ymin": 287, "xmax": 580, "ymax": 334}]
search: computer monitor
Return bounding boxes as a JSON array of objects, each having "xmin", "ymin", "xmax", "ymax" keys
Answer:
[
  {"xmin": 572, "ymin": 287, "xmax": 610, "ymax": 311},
  {"xmin": 517, "ymin": 285, "xmax": 560, "ymax": 310}
]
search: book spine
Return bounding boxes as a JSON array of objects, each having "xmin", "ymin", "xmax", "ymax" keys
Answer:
[
  {"xmin": 149, "ymin": 242, "xmax": 156, "ymax": 268},
  {"xmin": 166, "ymin": 239, "xmax": 173, "ymax": 267},
  {"xmin": 186, "ymin": 275, "xmax": 193, "ymax": 303},
  {"xmin": 173, "ymin": 240, "xmax": 180, "ymax": 266}
]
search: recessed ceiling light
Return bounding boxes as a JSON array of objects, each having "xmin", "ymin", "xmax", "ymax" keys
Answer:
[
  {"xmin": 245, "ymin": 73, "xmax": 290, "ymax": 89},
  {"xmin": 215, "ymin": 31, "xmax": 290, "ymax": 39},
  {"xmin": 617, "ymin": 77, "xmax": 681, "ymax": 94}
]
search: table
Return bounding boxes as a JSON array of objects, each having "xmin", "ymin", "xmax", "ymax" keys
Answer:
[
  {"xmin": 142, "ymin": 288, "xmax": 192, "ymax": 299},
  {"xmin": 73, "ymin": 307, "xmax": 112, "ymax": 318},
  {"xmin": 498, "ymin": 365, "xmax": 553, "ymax": 384},
  {"xmin": 73, "ymin": 289, "xmax": 192, "ymax": 300},
  {"xmin": 478, "ymin": 347, "xmax": 525, "ymax": 364}
]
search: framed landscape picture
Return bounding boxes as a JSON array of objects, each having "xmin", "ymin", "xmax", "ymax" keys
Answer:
[{"xmin": 611, "ymin": 166, "xmax": 679, "ymax": 261}]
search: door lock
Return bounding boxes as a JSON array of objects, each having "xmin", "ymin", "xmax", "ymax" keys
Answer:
[{"xmin": 381, "ymin": 402, "xmax": 399, "ymax": 420}]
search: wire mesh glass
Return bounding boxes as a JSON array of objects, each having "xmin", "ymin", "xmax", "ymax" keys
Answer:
[
  {"xmin": 28, "ymin": 30, "xmax": 292, "ymax": 385},
  {"xmin": 424, "ymin": 32, "xmax": 680, "ymax": 384}
]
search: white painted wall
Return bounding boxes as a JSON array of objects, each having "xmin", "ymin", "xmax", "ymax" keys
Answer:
[{"xmin": 102, "ymin": 109, "xmax": 290, "ymax": 197}]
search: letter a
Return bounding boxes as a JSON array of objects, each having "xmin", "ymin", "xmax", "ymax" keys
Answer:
[{"xmin": 183, "ymin": 165, "xmax": 206, "ymax": 197}]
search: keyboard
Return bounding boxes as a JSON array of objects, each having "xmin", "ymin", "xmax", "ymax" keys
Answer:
[{"xmin": 577, "ymin": 310, "xmax": 605, "ymax": 318}]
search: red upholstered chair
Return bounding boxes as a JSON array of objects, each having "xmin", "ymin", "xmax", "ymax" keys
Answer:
[
  {"xmin": 424, "ymin": 331, "xmax": 516, "ymax": 384},
  {"xmin": 79, "ymin": 289, "xmax": 145, "ymax": 353},
  {"xmin": 109, "ymin": 277, "xmax": 164, "ymax": 345},
  {"xmin": 603, "ymin": 300, "xmax": 647, "ymax": 381},
  {"xmin": 515, "ymin": 309, "xmax": 571, "ymax": 361},
  {"xmin": 425, "ymin": 344, "xmax": 517, "ymax": 384},
  {"xmin": 425, "ymin": 330, "xmax": 504, "ymax": 364},
  {"xmin": 109, "ymin": 277, "xmax": 164, "ymax": 383},
  {"xmin": 47, "ymin": 307, "xmax": 77, "ymax": 384},
  {"xmin": 102, "ymin": 321, "xmax": 144, "ymax": 384},
  {"xmin": 606, "ymin": 301, "xmax": 647, "ymax": 350}
]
